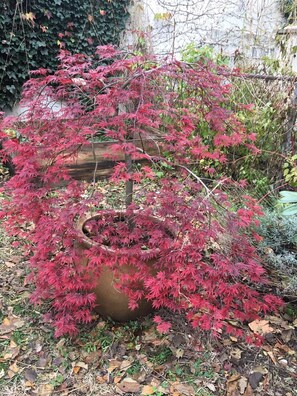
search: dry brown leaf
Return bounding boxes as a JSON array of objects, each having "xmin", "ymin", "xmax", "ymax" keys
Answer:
[
  {"xmin": 274, "ymin": 342, "xmax": 296, "ymax": 355},
  {"xmin": 24, "ymin": 380, "xmax": 35, "ymax": 388},
  {"xmin": 141, "ymin": 385, "xmax": 156, "ymax": 395},
  {"xmin": 227, "ymin": 373, "xmax": 241, "ymax": 396},
  {"xmin": 228, "ymin": 373, "xmax": 241, "ymax": 382},
  {"xmin": 56, "ymin": 338, "xmax": 66, "ymax": 349},
  {"xmin": 3, "ymin": 341, "xmax": 20, "ymax": 360},
  {"xmin": 117, "ymin": 378, "xmax": 140, "ymax": 393},
  {"xmin": 120, "ymin": 359, "xmax": 133, "ymax": 370},
  {"xmin": 107, "ymin": 359, "xmax": 122, "ymax": 373},
  {"xmin": 171, "ymin": 383, "xmax": 195, "ymax": 396},
  {"xmin": 21, "ymin": 12, "xmax": 35, "ymax": 23},
  {"xmin": 267, "ymin": 316, "xmax": 293, "ymax": 329},
  {"xmin": 0, "ymin": 317, "xmax": 25, "ymax": 335},
  {"xmin": 248, "ymin": 320, "xmax": 273, "ymax": 335},
  {"xmin": 114, "ymin": 375, "xmax": 124, "ymax": 384},
  {"xmin": 230, "ymin": 348, "xmax": 242, "ymax": 360},
  {"xmin": 24, "ymin": 368, "xmax": 37, "ymax": 382},
  {"xmin": 175, "ymin": 348, "xmax": 184, "ymax": 358},
  {"xmin": 251, "ymin": 366, "xmax": 268, "ymax": 375},
  {"xmin": 5, "ymin": 261, "xmax": 16, "ymax": 268},
  {"xmin": 73, "ymin": 361, "xmax": 88, "ymax": 370},
  {"xmin": 244, "ymin": 383, "xmax": 254, "ymax": 396},
  {"xmin": 38, "ymin": 383, "xmax": 54, "ymax": 396},
  {"xmin": 266, "ymin": 351, "xmax": 278, "ymax": 365},
  {"xmin": 72, "ymin": 366, "xmax": 81, "ymax": 374},
  {"xmin": 206, "ymin": 383, "xmax": 216, "ymax": 392},
  {"xmin": 7, "ymin": 361, "xmax": 19, "ymax": 378},
  {"xmin": 238, "ymin": 377, "xmax": 248, "ymax": 394},
  {"xmin": 226, "ymin": 380, "xmax": 239, "ymax": 396},
  {"xmin": 96, "ymin": 374, "xmax": 108, "ymax": 384}
]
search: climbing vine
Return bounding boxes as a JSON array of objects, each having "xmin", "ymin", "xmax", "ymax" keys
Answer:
[
  {"xmin": 280, "ymin": 0, "xmax": 297, "ymax": 24},
  {"xmin": 0, "ymin": 0, "xmax": 130, "ymax": 110}
]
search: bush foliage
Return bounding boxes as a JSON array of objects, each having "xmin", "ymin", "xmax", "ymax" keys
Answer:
[
  {"xmin": 0, "ymin": 47, "xmax": 283, "ymax": 339},
  {"xmin": 258, "ymin": 211, "xmax": 297, "ymax": 295}
]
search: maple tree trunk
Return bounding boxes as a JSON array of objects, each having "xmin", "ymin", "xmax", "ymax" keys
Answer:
[{"xmin": 125, "ymin": 152, "xmax": 133, "ymax": 210}]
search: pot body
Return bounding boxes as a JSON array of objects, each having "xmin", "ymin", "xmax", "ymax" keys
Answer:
[{"xmin": 76, "ymin": 212, "xmax": 159, "ymax": 322}]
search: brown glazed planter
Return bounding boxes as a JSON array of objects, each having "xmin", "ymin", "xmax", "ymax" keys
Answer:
[{"xmin": 76, "ymin": 212, "xmax": 165, "ymax": 322}]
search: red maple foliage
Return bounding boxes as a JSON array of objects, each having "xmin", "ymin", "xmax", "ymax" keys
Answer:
[{"xmin": 0, "ymin": 46, "xmax": 282, "ymax": 338}]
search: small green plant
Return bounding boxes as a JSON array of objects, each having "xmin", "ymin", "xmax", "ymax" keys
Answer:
[
  {"xmin": 83, "ymin": 342, "xmax": 97, "ymax": 353},
  {"xmin": 12, "ymin": 330, "xmax": 26, "ymax": 346},
  {"xmin": 126, "ymin": 361, "xmax": 142, "ymax": 376},
  {"xmin": 192, "ymin": 359, "xmax": 215, "ymax": 379},
  {"xmin": 149, "ymin": 346, "xmax": 173, "ymax": 365},
  {"xmin": 50, "ymin": 373, "xmax": 64, "ymax": 388},
  {"xmin": 285, "ymin": 303, "xmax": 297, "ymax": 319}
]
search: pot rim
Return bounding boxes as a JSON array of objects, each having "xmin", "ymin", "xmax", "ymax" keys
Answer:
[{"xmin": 76, "ymin": 210, "xmax": 174, "ymax": 257}]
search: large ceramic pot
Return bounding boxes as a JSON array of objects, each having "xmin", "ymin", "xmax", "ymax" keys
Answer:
[{"xmin": 76, "ymin": 211, "xmax": 169, "ymax": 322}]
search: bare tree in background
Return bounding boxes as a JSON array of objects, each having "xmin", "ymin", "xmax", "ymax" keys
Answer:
[{"xmin": 125, "ymin": 0, "xmax": 285, "ymax": 61}]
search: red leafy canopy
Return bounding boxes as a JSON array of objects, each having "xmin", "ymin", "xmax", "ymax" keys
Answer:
[{"xmin": 0, "ymin": 46, "xmax": 282, "ymax": 339}]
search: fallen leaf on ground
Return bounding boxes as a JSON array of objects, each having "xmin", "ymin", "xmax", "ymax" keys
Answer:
[
  {"xmin": 96, "ymin": 374, "xmax": 108, "ymax": 384},
  {"xmin": 248, "ymin": 320, "xmax": 273, "ymax": 335},
  {"xmin": 120, "ymin": 359, "xmax": 133, "ymax": 370},
  {"xmin": 72, "ymin": 366, "xmax": 81, "ymax": 374},
  {"xmin": 248, "ymin": 371, "xmax": 263, "ymax": 389},
  {"xmin": 266, "ymin": 350, "xmax": 278, "ymax": 365},
  {"xmin": 170, "ymin": 382, "xmax": 195, "ymax": 396},
  {"xmin": 238, "ymin": 376, "xmax": 248, "ymax": 394},
  {"xmin": 107, "ymin": 359, "xmax": 122, "ymax": 373},
  {"xmin": 227, "ymin": 373, "xmax": 241, "ymax": 396},
  {"xmin": 5, "ymin": 261, "xmax": 15, "ymax": 268},
  {"xmin": 7, "ymin": 361, "xmax": 19, "ymax": 378},
  {"xmin": 72, "ymin": 361, "xmax": 88, "ymax": 373},
  {"xmin": 175, "ymin": 348, "xmax": 184, "ymax": 358},
  {"xmin": 3, "ymin": 340, "xmax": 20, "ymax": 360},
  {"xmin": 24, "ymin": 368, "xmax": 38, "ymax": 382},
  {"xmin": 117, "ymin": 378, "xmax": 140, "ymax": 393},
  {"xmin": 141, "ymin": 385, "xmax": 155, "ymax": 395},
  {"xmin": 114, "ymin": 375, "xmax": 124, "ymax": 384},
  {"xmin": 244, "ymin": 383, "xmax": 254, "ymax": 395},
  {"xmin": 24, "ymin": 380, "xmax": 35, "ymax": 388},
  {"xmin": 274, "ymin": 342, "xmax": 296, "ymax": 355},
  {"xmin": 38, "ymin": 383, "xmax": 54, "ymax": 396},
  {"xmin": 267, "ymin": 316, "xmax": 294, "ymax": 330},
  {"xmin": 0, "ymin": 317, "xmax": 25, "ymax": 335},
  {"xmin": 226, "ymin": 380, "xmax": 238, "ymax": 396},
  {"xmin": 206, "ymin": 383, "xmax": 216, "ymax": 392},
  {"xmin": 230, "ymin": 348, "xmax": 242, "ymax": 360}
]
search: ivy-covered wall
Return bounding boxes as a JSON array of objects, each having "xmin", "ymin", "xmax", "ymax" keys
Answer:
[{"xmin": 0, "ymin": 0, "xmax": 130, "ymax": 110}]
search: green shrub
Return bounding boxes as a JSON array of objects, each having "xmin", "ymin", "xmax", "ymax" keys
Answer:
[{"xmin": 258, "ymin": 211, "xmax": 297, "ymax": 295}]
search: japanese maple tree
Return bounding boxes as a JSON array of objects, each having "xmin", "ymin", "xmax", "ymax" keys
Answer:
[{"xmin": 0, "ymin": 46, "xmax": 282, "ymax": 338}]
